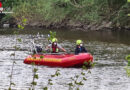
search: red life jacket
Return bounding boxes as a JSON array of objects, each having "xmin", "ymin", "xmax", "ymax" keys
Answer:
[{"xmin": 51, "ymin": 43, "xmax": 58, "ymax": 53}]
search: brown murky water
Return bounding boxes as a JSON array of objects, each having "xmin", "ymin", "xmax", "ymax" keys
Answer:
[{"xmin": 0, "ymin": 29, "xmax": 130, "ymax": 90}]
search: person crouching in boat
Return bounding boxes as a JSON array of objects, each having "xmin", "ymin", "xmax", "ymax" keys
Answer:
[
  {"xmin": 75, "ymin": 40, "xmax": 87, "ymax": 55},
  {"xmin": 46, "ymin": 38, "xmax": 66, "ymax": 53}
]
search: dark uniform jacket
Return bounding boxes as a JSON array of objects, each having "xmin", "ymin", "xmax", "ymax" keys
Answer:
[{"xmin": 75, "ymin": 45, "xmax": 87, "ymax": 55}]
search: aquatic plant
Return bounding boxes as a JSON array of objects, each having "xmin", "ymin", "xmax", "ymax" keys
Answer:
[
  {"xmin": 8, "ymin": 17, "xmax": 27, "ymax": 90},
  {"xmin": 43, "ymin": 69, "xmax": 61, "ymax": 90},
  {"xmin": 29, "ymin": 63, "xmax": 39, "ymax": 90},
  {"xmin": 125, "ymin": 55, "xmax": 130, "ymax": 77},
  {"xmin": 68, "ymin": 64, "xmax": 93, "ymax": 90}
]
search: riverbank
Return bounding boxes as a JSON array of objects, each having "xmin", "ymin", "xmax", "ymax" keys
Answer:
[
  {"xmin": 1, "ymin": 18, "xmax": 130, "ymax": 31},
  {"xmin": 0, "ymin": 0, "xmax": 130, "ymax": 31}
]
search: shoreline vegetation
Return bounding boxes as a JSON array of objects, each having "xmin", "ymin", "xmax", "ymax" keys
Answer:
[{"xmin": 1, "ymin": 0, "xmax": 130, "ymax": 31}]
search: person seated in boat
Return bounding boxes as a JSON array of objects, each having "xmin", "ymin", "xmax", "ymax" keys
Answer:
[
  {"xmin": 75, "ymin": 40, "xmax": 87, "ymax": 55},
  {"xmin": 46, "ymin": 38, "xmax": 66, "ymax": 53}
]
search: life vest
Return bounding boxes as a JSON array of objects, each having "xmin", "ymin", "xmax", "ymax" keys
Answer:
[{"xmin": 51, "ymin": 43, "xmax": 58, "ymax": 53}]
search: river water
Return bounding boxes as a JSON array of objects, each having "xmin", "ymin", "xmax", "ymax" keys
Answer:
[{"xmin": 0, "ymin": 29, "xmax": 130, "ymax": 90}]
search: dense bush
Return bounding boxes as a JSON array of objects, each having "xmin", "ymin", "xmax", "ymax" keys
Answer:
[{"xmin": 2, "ymin": 0, "xmax": 130, "ymax": 28}]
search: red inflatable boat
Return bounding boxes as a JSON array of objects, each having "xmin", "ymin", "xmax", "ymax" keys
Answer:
[{"xmin": 24, "ymin": 53, "xmax": 93, "ymax": 67}]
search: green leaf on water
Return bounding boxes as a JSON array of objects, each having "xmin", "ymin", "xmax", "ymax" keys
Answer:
[
  {"xmin": 126, "ymin": 55, "xmax": 130, "ymax": 61},
  {"xmin": 49, "ymin": 82, "xmax": 53, "ymax": 85},
  {"xmin": 8, "ymin": 88, "xmax": 11, "ymax": 90},
  {"xmin": 68, "ymin": 83, "xmax": 73, "ymax": 86},
  {"xmin": 43, "ymin": 87, "xmax": 48, "ymax": 90},
  {"xmin": 11, "ymin": 82, "xmax": 15, "ymax": 86},
  {"xmin": 31, "ymin": 81, "xmax": 37, "ymax": 85},
  {"xmin": 125, "ymin": 66, "xmax": 130, "ymax": 77},
  {"xmin": 77, "ymin": 88, "xmax": 80, "ymax": 90},
  {"xmin": 91, "ymin": 62, "xmax": 96, "ymax": 67},
  {"xmin": 51, "ymin": 75, "xmax": 55, "ymax": 77},
  {"xmin": 76, "ymin": 81, "xmax": 84, "ymax": 85},
  {"xmin": 48, "ymin": 79, "xmax": 52, "ymax": 81},
  {"xmin": 81, "ymin": 72, "xmax": 85, "ymax": 75},
  {"xmin": 40, "ymin": 55, "xmax": 44, "ymax": 59},
  {"xmin": 34, "ymin": 74, "xmax": 39, "ymax": 79},
  {"xmin": 17, "ymin": 38, "xmax": 22, "ymax": 42},
  {"xmin": 33, "ymin": 68, "xmax": 38, "ymax": 72},
  {"xmin": 13, "ymin": 46, "xmax": 20, "ymax": 50},
  {"xmin": 128, "ymin": 60, "xmax": 130, "ymax": 66},
  {"xmin": 70, "ymin": 77, "xmax": 74, "ymax": 80},
  {"xmin": 76, "ymin": 75, "xmax": 79, "ymax": 78},
  {"xmin": 84, "ymin": 61, "xmax": 88, "ymax": 65},
  {"xmin": 82, "ymin": 65, "xmax": 87, "ymax": 69},
  {"xmin": 55, "ymin": 72, "xmax": 60, "ymax": 76},
  {"xmin": 83, "ymin": 77, "xmax": 87, "ymax": 81}
]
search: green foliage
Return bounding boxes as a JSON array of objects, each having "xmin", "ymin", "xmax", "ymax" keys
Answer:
[
  {"xmin": 40, "ymin": 55, "xmax": 44, "ymax": 59},
  {"xmin": 31, "ymin": 66, "xmax": 39, "ymax": 89},
  {"xmin": 126, "ymin": 55, "xmax": 130, "ymax": 61},
  {"xmin": 1, "ymin": 14, "xmax": 13, "ymax": 23},
  {"xmin": 68, "ymin": 68, "xmax": 92, "ymax": 90},
  {"xmin": 126, "ymin": 55, "xmax": 130, "ymax": 66},
  {"xmin": 22, "ymin": 18, "xmax": 27, "ymax": 25},
  {"xmin": 18, "ymin": 25, "xmax": 24, "ymax": 29},
  {"xmin": 82, "ymin": 65, "xmax": 87, "ymax": 69},
  {"xmin": 17, "ymin": 38, "xmax": 22, "ymax": 42},
  {"xmin": 33, "ymin": 68, "xmax": 38, "ymax": 73},
  {"xmin": 68, "ymin": 83, "xmax": 73, "ymax": 86},
  {"xmin": 31, "ymin": 81, "xmax": 37, "ymax": 86},
  {"xmin": 12, "ymin": 0, "xmax": 101, "ymax": 23},
  {"xmin": 2, "ymin": 0, "xmax": 130, "ymax": 28},
  {"xmin": 34, "ymin": 74, "xmax": 39, "ymax": 79},
  {"xmin": 11, "ymin": 83, "xmax": 15, "ymax": 86},
  {"xmin": 2, "ymin": 0, "xmax": 21, "ymax": 8},
  {"xmin": 125, "ymin": 66, "xmax": 130, "ymax": 77},
  {"xmin": 8, "ymin": 88, "xmax": 11, "ymax": 90},
  {"xmin": 43, "ymin": 87, "xmax": 48, "ymax": 90},
  {"xmin": 48, "ymin": 31, "xmax": 56, "ymax": 42},
  {"xmin": 83, "ymin": 61, "xmax": 88, "ymax": 65},
  {"xmin": 109, "ymin": 2, "xmax": 130, "ymax": 27},
  {"xmin": 51, "ymin": 69, "xmax": 60, "ymax": 77}
]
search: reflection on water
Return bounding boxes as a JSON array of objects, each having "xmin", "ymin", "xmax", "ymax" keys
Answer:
[
  {"xmin": 0, "ymin": 29, "xmax": 130, "ymax": 90},
  {"xmin": 0, "ymin": 29, "xmax": 130, "ymax": 45}
]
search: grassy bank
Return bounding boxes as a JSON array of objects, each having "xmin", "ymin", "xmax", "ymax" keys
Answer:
[{"xmin": 2, "ymin": 0, "xmax": 130, "ymax": 29}]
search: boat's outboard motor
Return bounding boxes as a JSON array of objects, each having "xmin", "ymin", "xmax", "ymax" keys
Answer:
[{"xmin": 33, "ymin": 46, "xmax": 42, "ymax": 54}]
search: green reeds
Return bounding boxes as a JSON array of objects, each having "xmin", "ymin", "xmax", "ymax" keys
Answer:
[
  {"xmin": 125, "ymin": 55, "xmax": 130, "ymax": 77},
  {"xmin": 8, "ymin": 17, "xmax": 27, "ymax": 90}
]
